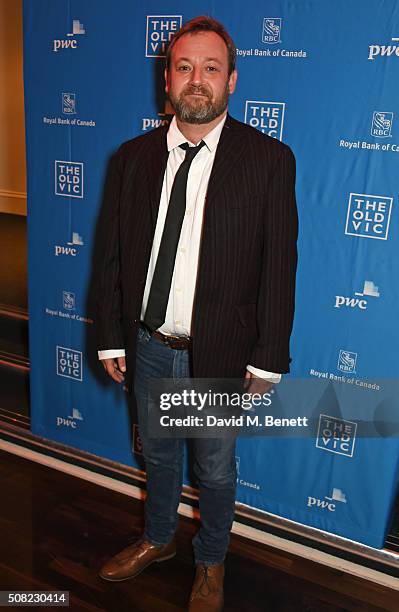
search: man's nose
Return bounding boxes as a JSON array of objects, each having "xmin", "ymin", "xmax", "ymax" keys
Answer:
[{"xmin": 189, "ymin": 65, "xmax": 202, "ymax": 84}]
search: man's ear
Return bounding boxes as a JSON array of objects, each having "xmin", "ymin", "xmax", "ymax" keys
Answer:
[{"xmin": 228, "ymin": 69, "xmax": 238, "ymax": 95}]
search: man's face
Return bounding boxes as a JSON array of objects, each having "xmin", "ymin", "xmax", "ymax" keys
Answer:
[{"xmin": 165, "ymin": 31, "xmax": 237, "ymax": 124}]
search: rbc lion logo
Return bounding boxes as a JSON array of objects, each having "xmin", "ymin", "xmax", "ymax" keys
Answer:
[
  {"xmin": 262, "ymin": 18, "xmax": 282, "ymax": 44},
  {"xmin": 371, "ymin": 111, "xmax": 393, "ymax": 138},
  {"xmin": 337, "ymin": 350, "xmax": 358, "ymax": 374}
]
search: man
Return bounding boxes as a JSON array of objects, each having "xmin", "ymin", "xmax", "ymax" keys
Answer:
[{"xmin": 95, "ymin": 16, "xmax": 297, "ymax": 611}]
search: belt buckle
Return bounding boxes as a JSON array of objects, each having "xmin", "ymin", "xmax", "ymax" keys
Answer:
[
  {"xmin": 165, "ymin": 333, "xmax": 190, "ymax": 348},
  {"xmin": 162, "ymin": 333, "xmax": 177, "ymax": 348},
  {"xmin": 164, "ymin": 333, "xmax": 178, "ymax": 345}
]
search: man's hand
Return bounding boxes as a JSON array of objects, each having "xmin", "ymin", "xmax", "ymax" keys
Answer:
[
  {"xmin": 102, "ymin": 356, "xmax": 126, "ymax": 383},
  {"xmin": 244, "ymin": 370, "xmax": 273, "ymax": 394}
]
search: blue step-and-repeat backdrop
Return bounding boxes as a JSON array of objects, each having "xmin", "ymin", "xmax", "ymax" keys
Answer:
[{"xmin": 23, "ymin": 1, "xmax": 399, "ymax": 549}]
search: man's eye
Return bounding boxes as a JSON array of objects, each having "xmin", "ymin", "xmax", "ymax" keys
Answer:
[
  {"xmin": 206, "ymin": 66, "xmax": 217, "ymax": 72},
  {"xmin": 178, "ymin": 65, "xmax": 190, "ymax": 71}
]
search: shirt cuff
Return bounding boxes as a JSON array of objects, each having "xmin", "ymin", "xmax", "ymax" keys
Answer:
[
  {"xmin": 98, "ymin": 349, "xmax": 126, "ymax": 360},
  {"xmin": 246, "ymin": 365, "xmax": 282, "ymax": 383}
]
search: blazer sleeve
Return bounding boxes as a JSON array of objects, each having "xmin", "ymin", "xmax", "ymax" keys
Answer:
[
  {"xmin": 94, "ymin": 146, "xmax": 126, "ymax": 351},
  {"xmin": 249, "ymin": 143, "xmax": 298, "ymax": 373}
]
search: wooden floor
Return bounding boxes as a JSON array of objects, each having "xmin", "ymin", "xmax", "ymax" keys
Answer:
[{"xmin": 0, "ymin": 448, "xmax": 397, "ymax": 612}]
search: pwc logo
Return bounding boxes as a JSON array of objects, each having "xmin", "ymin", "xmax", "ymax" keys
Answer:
[
  {"xmin": 56, "ymin": 407, "xmax": 83, "ymax": 429},
  {"xmin": 307, "ymin": 488, "xmax": 347, "ymax": 513},
  {"xmin": 334, "ymin": 280, "xmax": 380, "ymax": 310},
  {"xmin": 53, "ymin": 20, "xmax": 85, "ymax": 53},
  {"xmin": 368, "ymin": 37, "xmax": 399, "ymax": 60},
  {"xmin": 54, "ymin": 231, "xmax": 84, "ymax": 257}
]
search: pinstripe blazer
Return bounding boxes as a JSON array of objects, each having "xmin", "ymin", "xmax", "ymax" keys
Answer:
[{"xmin": 95, "ymin": 114, "xmax": 298, "ymax": 391}]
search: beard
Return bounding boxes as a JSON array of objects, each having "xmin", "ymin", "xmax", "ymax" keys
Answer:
[{"xmin": 168, "ymin": 82, "xmax": 230, "ymax": 124}]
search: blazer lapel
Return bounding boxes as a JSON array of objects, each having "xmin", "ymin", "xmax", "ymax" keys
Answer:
[
  {"xmin": 205, "ymin": 114, "xmax": 248, "ymax": 204},
  {"xmin": 146, "ymin": 127, "xmax": 169, "ymax": 231}
]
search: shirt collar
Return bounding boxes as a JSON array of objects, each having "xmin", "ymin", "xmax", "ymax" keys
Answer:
[{"xmin": 167, "ymin": 113, "xmax": 227, "ymax": 153}]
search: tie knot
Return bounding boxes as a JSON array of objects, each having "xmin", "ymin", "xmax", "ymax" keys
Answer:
[{"xmin": 180, "ymin": 140, "xmax": 205, "ymax": 162}]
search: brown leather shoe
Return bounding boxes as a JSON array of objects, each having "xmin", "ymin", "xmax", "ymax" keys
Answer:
[
  {"xmin": 98, "ymin": 536, "xmax": 176, "ymax": 582},
  {"xmin": 188, "ymin": 563, "xmax": 224, "ymax": 611}
]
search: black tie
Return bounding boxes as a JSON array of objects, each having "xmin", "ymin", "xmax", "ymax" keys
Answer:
[{"xmin": 144, "ymin": 140, "xmax": 206, "ymax": 332}]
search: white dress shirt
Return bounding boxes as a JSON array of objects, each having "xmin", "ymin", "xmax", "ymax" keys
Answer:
[{"xmin": 98, "ymin": 114, "xmax": 281, "ymax": 383}]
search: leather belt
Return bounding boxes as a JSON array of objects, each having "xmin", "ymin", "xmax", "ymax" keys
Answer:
[{"xmin": 151, "ymin": 330, "xmax": 192, "ymax": 350}]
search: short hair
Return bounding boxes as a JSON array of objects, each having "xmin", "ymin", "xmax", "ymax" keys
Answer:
[{"xmin": 165, "ymin": 16, "xmax": 236, "ymax": 75}]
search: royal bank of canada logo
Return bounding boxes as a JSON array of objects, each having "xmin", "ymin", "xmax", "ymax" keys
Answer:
[
  {"xmin": 371, "ymin": 112, "xmax": 393, "ymax": 138},
  {"xmin": 46, "ymin": 289, "xmax": 92, "ymax": 324},
  {"xmin": 337, "ymin": 350, "xmax": 357, "ymax": 374},
  {"xmin": 307, "ymin": 487, "xmax": 347, "ymax": 512},
  {"xmin": 345, "ymin": 193, "xmax": 393, "ymax": 240},
  {"xmin": 262, "ymin": 18, "xmax": 282, "ymax": 44},
  {"xmin": 316, "ymin": 414, "xmax": 357, "ymax": 457},
  {"xmin": 244, "ymin": 101, "xmax": 285, "ymax": 140},
  {"xmin": 63, "ymin": 291, "xmax": 75, "ymax": 310},
  {"xmin": 56, "ymin": 407, "xmax": 83, "ymax": 429},
  {"xmin": 43, "ymin": 93, "xmax": 95, "ymax": 128},
  {"xmin": 55, "ymin": 161, "xmax": 84, "ymax": 198},
  {"xmin": 54, "ymin": 231, "xmax": 84, "ymax": 257},
  {"xmin": 334, "ymin": 280, "xmax": 380, "ymax": 310},
  {"xmin": 368, "ymin": 37, "xmax": 399, "ymax": 60},
  {"xmin": 339, "ymin": 112, "xmax": 396, "ymax": 151},
  {"xmin": 62, "ymin": 93, "xmax": 76, "ymax": 114},
  {"xmin": 56, "ymin": 346, "xmax": 83, "ymax": 381},
  {"xmin": 237, "ymin": 17, "xmax": 306, "ymax": 59},
  {"xmin": 53, "ymin": 19, "xmax": 85, "ymax": 53},
  {"xmin": 145, "ymin": 15, "xmax": 182, "ymax": 57}
]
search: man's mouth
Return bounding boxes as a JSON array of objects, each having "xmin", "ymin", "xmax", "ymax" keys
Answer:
[{"xmin": 184, "ymin": 90, "xmax": 210, "ymax": 98}]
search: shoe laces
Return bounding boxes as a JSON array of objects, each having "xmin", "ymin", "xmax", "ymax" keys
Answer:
[{"xmin": 193, "ymin": 565, "xmax": 215, "ymax": 598}]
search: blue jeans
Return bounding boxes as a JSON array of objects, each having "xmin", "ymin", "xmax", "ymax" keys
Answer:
[{"xmin": 134, "ymin": 325, "xmax": 237, "ymax": 566}]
